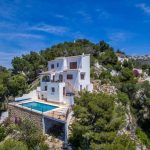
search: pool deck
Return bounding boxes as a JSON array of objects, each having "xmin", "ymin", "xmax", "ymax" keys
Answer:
[{"xmin": 9, "ymin": 99, "xmax": 72, "ymax": 123}]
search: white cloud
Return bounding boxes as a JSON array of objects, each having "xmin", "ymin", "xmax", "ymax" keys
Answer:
[
  {"xmin": 136, "ymin": 3, "xmax": 150, "ymax": 15},
  {"xmin": 109, "ymin": 32, "xmax": 127, "ymax": 42},
  {"xmin": 107, "ymin": 31, "xmax": 133, "ymax": 45},
  {"xmin": 77, "ymin": 11, "xmax": 92, "ymax": 23},
  {"xmin": 0, "ymin": 22, "xmax": 69, "ymax": 37},
  {"xmin": 31, "ymin": 24, "xmax": 69, "ymax": 35},
  {"xmin": 54, "ymin": 14, "xmax": 66, "ymax": 19},
  {"xmin": 0, "ymin": 33, "xmax": 43, "ymax": 39},
  {"xmin": 0, "ymin": 51, "xmax": 22, "ymax": 68},
  {"xmin": 71, "ymin": 31, "xmax": 85, "ymax": 39},
  {"xmin": 96, "ymin": 9, "xmax": 110, "ymax": 19}
]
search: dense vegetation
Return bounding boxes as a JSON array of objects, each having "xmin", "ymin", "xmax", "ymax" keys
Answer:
[
  {"xmin": 0, "ymin": 39, "xmax": 150, "ymax": 149},
  {"xmin": 0, "ymin": 39, "xmax": 117, "ymax": 108},
  {"xmin": 11, "ymin": 40, "xmax": 118, "ymax": 82},
  {"xmin": 69, "ymin": 92, "xmax": 135, "ymax": 149},
  {"xmin": 0, "ymin": 67, "xmax": 27, "ymax": 112},
  {"xmin": 0, "ymin": 119, "xmax": 48, "ymax": 150}
]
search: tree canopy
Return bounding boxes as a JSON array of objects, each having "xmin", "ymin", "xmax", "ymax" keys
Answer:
[{"xmin": 69, "ymin": 92, "xmax": 135, "ymax": 149}]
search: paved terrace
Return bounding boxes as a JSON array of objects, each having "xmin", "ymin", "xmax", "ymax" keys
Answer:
[{"xmin": 9, "ymin": 99, "xmax": 72, "ymax": 123}]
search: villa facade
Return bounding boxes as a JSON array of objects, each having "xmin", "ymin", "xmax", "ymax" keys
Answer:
[
  {"xmin": 37, "ymin": 53, "xmax": 93, "ymax": 105},
  {"xmin": 8, "ymin": 54, "xmax": 93, "ymax": 146}
]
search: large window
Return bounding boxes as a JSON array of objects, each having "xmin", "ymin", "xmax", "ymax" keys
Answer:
[
  {"xmin": 67, "ymin": 74, "xmax": 73, "ymax": 80},
  {"xmin": 70, "ymin": 62, "xmax": 77, "ymax": 69},
  {"xmin": 51, "ymin": 64, "xmax": 54, "ymax": 69}
]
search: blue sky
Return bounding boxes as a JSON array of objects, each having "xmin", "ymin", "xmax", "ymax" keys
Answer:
[{"xmin": 0, "ymin": 0, "xmax": 150, "ymax": 67}]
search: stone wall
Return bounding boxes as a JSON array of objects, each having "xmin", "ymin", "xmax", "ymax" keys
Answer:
[{"xmin": 8, "ymin": 104, "xmax": 43, "ymax": 131}]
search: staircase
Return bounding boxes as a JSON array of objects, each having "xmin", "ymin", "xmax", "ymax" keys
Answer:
[
  {"xmin": 28, "ymin": 76, "xmax": 40, "ymax": 92},
  {"xmin": 65, "ymin": 81, "xmax": 78, "ymax": 96},
  {"xmin": 15, "ymin": 90, "xmax": 37, "ymax": 101}
]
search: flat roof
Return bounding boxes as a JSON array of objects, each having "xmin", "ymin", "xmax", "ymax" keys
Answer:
[
  {"xmin": 39, "ymin": 71, "xmax": 54, "ymax": 75},
  {"xmin": 39, "ymin": 70, "xmax": 64, "ymax": 75},
  {"xmin": 48, "ymin": 54, "xmax": 90, "ymax": 62},
  {"xmin": 56, "ymin": 54, "xmax": 90, "ymax": 59},
  {"xmin": 63, "ymin": 69, "xmax": 80, "ymax": 72}
]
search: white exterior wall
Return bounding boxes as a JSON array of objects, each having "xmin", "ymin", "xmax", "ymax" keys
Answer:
[
  {"xmin": 38, "ymin": 54, "xmax": 93, "ymax": 103},
  {"xmin": 40, "ymin": 91, "xmax": 47, "ymax": 99},
  {"xmin": 47, "ymin": 82, "xmax": 65, "ymax": 103},
  {"xmin": 66, "ymin": 56, "xmax": 82, "ymax": 69},
  {"xmin": 64, "ymin": 95, "xmax": 74, "ymax": 105},
  {"xmin": 79, "ymin": 55, "xmax": 91, "ymax": 90},
  {"xmin": 41, "ymin": 81, "xmax": 48, "ymax": 91},
  {"xmin": 55, "ymin": 72, "xmax": 63, "ymax": 81},
  {"xmin": 15, "ymin": 90, "xmax": 37, "ymax": 101},
  {"xmin": 63, "ymin": 70, "xmax": 80, "ymax": 92},
  {"xmin": 40, "ymin": 75, "xmax": 51, "ymax": 91},
  {"xmin": 48, "ymin": 58, "xmax": 67, "ymax": 72},
  {"xmin": 64, "ymin": 54, "xmax": 91, "ymax": 91}
]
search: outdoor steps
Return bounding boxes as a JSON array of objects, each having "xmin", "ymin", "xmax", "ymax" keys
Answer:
[{"xmin": 15, "ymin": 90, "xmax": 37, "ymax": 101}]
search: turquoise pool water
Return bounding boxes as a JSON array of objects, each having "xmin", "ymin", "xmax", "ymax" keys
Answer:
[{"xmin": 20, "ymin": 101, "xmax": 58, "ymax": 112}]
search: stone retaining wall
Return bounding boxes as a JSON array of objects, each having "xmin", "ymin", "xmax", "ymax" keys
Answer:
[{"xmin": 8, "ymin": 104, "xmax": 43, "ymax": 131}]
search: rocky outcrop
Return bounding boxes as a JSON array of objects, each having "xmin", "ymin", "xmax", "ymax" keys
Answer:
[{"xmin": 92, "ymin": 80, "xmax": 117, "ymax": 95}]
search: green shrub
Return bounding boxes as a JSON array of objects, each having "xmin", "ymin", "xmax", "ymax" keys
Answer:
[
  {"xmin": 117, "ymin": 92, "xmax": 129, "ymax": 106},
  {"xmin": 136, "ymin": 128, "xmax": 150, "ymax": 149},
  {"xmin": 39, "ymin": 143, "xmax": 49, "ymax": 150},
  {"xmin": 17, "ymin": 119, "xmax": 46, "ymax": 149},
  {"xmin": 0, "ymin": 126, "xmax": 7, "ymax": 142},
  {"xmin": 0, "ymin": 139, "xmax": 28, "ymax": 150}
]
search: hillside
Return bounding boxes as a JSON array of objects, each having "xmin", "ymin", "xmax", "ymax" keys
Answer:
[{"xmin": 0, "ymin": 39, "xmax": 150, "ymax": 149}]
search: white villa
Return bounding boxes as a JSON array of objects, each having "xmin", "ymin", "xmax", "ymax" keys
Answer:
[
  {"xmin": 8, "ymin": 54, "xmax": 93, "ymax": 147},
  {"xmin": 116, "ymin": 53, "xmax": 128, "ymax": 63},
  {"xmin": 37, "ymin": 53, "xmax": 93, "ymax": 105}
]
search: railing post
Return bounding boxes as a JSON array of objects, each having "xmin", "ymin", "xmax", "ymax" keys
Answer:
[
  {"xmin": 42, "ymin": 108, "xmax": 43, "ymax": 115},
  {"xmin": 64, "ymin": 122, "xmax": 68, "ymax": 148}
]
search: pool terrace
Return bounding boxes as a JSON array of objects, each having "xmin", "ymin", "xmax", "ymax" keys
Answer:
[{"xmin": 9, "ymin": 99, "xmax": 71, "ymax": 123}]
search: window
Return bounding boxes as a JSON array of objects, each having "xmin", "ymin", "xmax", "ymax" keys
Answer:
[
  {"xmin": 80, "ymin": 73, "xmax": 85, "ymax": 80},
  {"xmin": 59, "ymin": 74, "xmax": 63, "ymax": 82},
  {"xmin": 53, "ymin": 75, "xmax": 55, "ymax": 81},
  {"xmin": 42, "ymin": 76, "xmax": 50, "ymax": 82},
  {"xmin": 45, "ymin": 86, "xmax": 47, "ymax": 91},
  {"xmin": 51, "ymin": 64, "xmax": 54, "ymax": 69},
  {"xmin": 51, "ymin": 87, "xmax": 55, "ymax": 92},
  {"xmin": 63, "ymin": 87, "xmax": 65, "ymax": 95},
  {"xmin": 67, "ymin": 74, "xmax": 73, "ymax": 80},
  {"xmin": 57, "ymin": 63, "xmax": 59, "ymax": 67},
  {"xmin": 70, "ymin": 62, "xmax": 77, "ymax": 69}
]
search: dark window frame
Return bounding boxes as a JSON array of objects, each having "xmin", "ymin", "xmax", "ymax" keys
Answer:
[
  {"xmin": 70, "ymin": 62, "xmax": 77, "ymax": 69},
  {"xmin": 42, "ymin": 76, "xmax": 50, "ymax": 82},
  {"xmin": 45, "ymin": 86, "xmax": 47, "ymax": 91},
  {"xmin": 51, "ymin": 87, "xmax": 55, "ymax": 92},
  {"xmin": 67, "ymin": 74, "xmax": 73, "ymax": 80},
  {"xmin": 57, "ymin": 63, "xmax": 59, "ymax": 67},
  {"xmin": 51, "ymin": 64, "xmax": 54, "ymax": 69},
  {"xmin": 80, "ymin": 73, "xmax": 85, "ymax": 80}
]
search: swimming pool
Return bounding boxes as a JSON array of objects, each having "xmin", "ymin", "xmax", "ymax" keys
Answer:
[{"xmin": 20, "ymin": 101, "xmax": 58, "ymax": 112}]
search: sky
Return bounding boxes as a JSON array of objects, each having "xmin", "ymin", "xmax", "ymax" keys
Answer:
[{"xmin": 0, "ymin": 0, "xmax": 150, "ymax": 68}]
